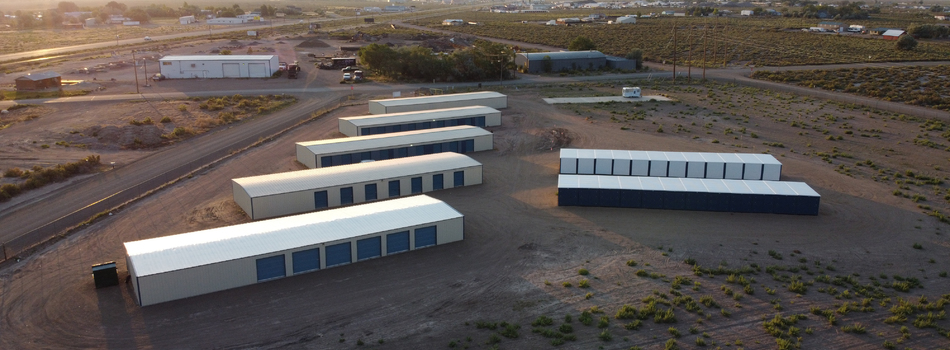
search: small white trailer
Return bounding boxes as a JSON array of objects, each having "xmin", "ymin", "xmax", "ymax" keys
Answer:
[{"xmin": 622, "ymin": 87, "xmax": 641, "ymax": 98}]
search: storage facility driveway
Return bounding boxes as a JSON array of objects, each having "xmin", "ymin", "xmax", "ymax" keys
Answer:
[{"xmin": 542, "ymin": 95, "xmax": 672, "ymax": 104}]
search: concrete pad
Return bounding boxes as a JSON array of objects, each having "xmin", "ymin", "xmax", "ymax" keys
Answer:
[{"xmin": 542, "ymin": 95, "xmax": 672, "ymax": 104}]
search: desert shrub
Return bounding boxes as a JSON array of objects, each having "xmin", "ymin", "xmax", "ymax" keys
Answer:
[
  {"xmin": 177, "ymin": 104, "xmax": 187, "ymax": 112},
  {"xmin": 578, "ymin": 268, "xmax": 589, "ymax": 276},
  {"xmin": 3, "ymin": 167, "xmax": 24, "ymax": 178},
  {"xmin": 532, "ymin": 316, "xmax": 554, "ymax": 327},
  {"xmin": 160, "ymin": 116, "xmax": 172, "ymax": 123}
]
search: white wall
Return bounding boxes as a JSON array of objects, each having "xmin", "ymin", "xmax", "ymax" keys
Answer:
[
  {"xmin": 339, "ymin": 111, "xmax": 503, "ymax": 137},
  {"xmin": 160, "ymin": 57, "xmax": 277, "ymax": 79},
  {"xmin": 300, "ymin": 134, "xmax": 494, "ymax": 168},
  {"xmin": 369, "ymin": 96, "xmax": 508, "ymax": 114}
]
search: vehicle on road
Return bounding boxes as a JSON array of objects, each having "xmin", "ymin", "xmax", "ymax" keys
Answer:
[
  {"xmin": 341, "ymin": 66, "xmax": 359, "ymax": 72},
  {"xmin": 144, "ymin": 36, "xmax": 152, "ymax": 41},
  {"xmin": 343, "ymin": 73, "xmax": 352, "ymax": 80}
]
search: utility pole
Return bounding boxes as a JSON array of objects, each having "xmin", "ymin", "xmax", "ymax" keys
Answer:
[
  {"xmin": 132, "ymin": 50, "xmax": 140, "ymax": 94},
  {"xmin": 702, "ymin": 24, "xmax": 707, "ymax": 80},
  {"xmin": 711, "ymin": 25, "xmax": 718, "ymax": 67},
  {"xmin": 672, "ymin": 23, "xmax": 676, "ymax": 85},
  {"xmin": 143, "ymin": 55, "xmax": 150, "ymax": 87},
  {"xmin": 686, "ymin": 26, "xmax": 693, "ymax": 84},
  {"xmin": 722, "ymin": 25, "xmax": 728, "ymax": 67}
]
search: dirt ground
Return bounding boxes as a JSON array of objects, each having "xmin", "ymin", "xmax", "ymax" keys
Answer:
[{"xmin": 1, "ymin": 85, "xmax": 949, "ymax": 349}]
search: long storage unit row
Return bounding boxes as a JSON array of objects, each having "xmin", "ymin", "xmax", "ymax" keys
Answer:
[
  {"xmin": 557, "ymin": 175, "xmax": 819, "ymax": 215},
  {"xmin": 296, "ymin": 126, "xmax": 493, "ymax": 168},
  {"xmin": 369, "ymin": 91, "xmax": 508, "ymax": 115},
  {"xmin": 559, "ymin": 149, "xmax": 782, "ymax": 181},
  {"xmin": 125, "ymin": 195, "xmax": 464, "ymax": 306},
  {"xmin": 339, "ymin": 106, "xmax": 501, "ymax": 137},
  {"xmin": 233, "ymin": 152, "xmax": 482, "ymax": 220}
]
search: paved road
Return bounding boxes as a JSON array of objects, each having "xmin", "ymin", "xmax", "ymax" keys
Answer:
[{"xmin": 0, "ymin": 92, "xmax": 347, "ymax": 255}]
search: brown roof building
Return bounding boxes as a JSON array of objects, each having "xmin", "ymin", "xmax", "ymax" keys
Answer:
[{"xmin": 15, "ymin": 72, "xmax": 61, "ymax": 91}]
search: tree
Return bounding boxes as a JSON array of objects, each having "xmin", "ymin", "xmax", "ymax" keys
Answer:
[
  {"xmin": 125, "ymin": 8, "xmax": 150, "ymax": 22},
  {"xmin": 568, "ymin": 36, "xmax": 597, "ymax": 51},
  {"xmin": 932, "ymin": 5, "xmax": 944, "ymax": 12},
  {"xmin": 895, "ymin": 35, "xmax": 918, "ymax": 51},
  {"xmin": 105, "ymin": 1, "xmax": 128, "ymax": 13},
  {"xmin": 541, "ymin": 55, "xmax": 553, "ymax": 73},
  {"xmin": 626, "ymin": 49, "xmax": 644, "ymax": 69},
  {"xmin": 58, "ymin": 1, "xmax": 80, "ymax": 13}
]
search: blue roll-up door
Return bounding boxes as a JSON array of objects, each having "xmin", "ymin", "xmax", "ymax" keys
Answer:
[
  {"xmin": 433, "ymin": 174, "xmax": 444, "ymax": 190},
  {"xmin": 389, "ymin": 180, "xmax": 400, "ymax": 197},
  {"xmin": 340, "ymin": 187, "xmax": 354, "ymax": 205},
  {"xmin": 256, "ymin": 255, "xmax": 286, "ymax": 281},
  {"xmin": 292, "ymin": 248, "xmax": 320, "ymax": 274},
  {"xmin": 321, "ymin": 156, "xmax": 332, "ymax": 167},
  {"xmin": 454, "ymin": 171, "xmax": 464, "ymax": 187},
  {"xmin": 463, "ymin": 140, "xmax": 475, "ymax": 153},
  {"xmin": 411, "ymin": 177, "xmax": 423, "ymax": 194},
  {"xmin": 314, "ymin": 190, "xmax": 328, "ymax": 209},
  {"xmin": 325, "ymin": 242, "xmax": 352, "ymax": 267},
  {"xmin": 620, "ymin": 189, "xmax": 642, "ymax": 208},
  {"xmin": 558, "ymin": 188, "xmax": 578, "ymax": 206},
  {"xmin": 365, "ymin": 183, "xmax": 377, "ymax": 201},
  {"xmin": 414, "ymin": 226, "xmax": 437, "ymax": 248},
  {"xmin": 387, "ymin": 231, "xmax": 410, "ymax": 254},
  {"xmin": 357, "ymin": 236, "xmax": 382, "ymax": 261},
  {"xmin": 476, "ymin": 116, "xmax": 486, "ymax": 127}
]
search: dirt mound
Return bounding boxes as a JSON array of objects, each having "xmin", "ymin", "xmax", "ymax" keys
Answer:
[
  {"xmin": 296, "ymin": 38, "xmax": 330, "ymax": 48},
  {"xmin": 81, "ymin": 124, "xmax": 165, "ymax": 149},
  {"xmin": 227, "ymin": 40, "xmax": 242, "ymax": 46},
  {"xmin": 248, "ymin": 41, "xmax": 261, "ymax": 46},
  {"xmin": 185, "ymin": 199, "xmax": 248, "ymax": 230},
  {"xmin": 536, "ymin": 127, "xmax": 574, "ymax": 150}
]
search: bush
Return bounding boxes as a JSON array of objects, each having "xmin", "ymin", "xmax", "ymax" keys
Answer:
[
  {"xmin": 559, "ymin": 324, "xmax": 573, "ymax": 333},
  {"xmin": 532, "ymin": 316, "xmax": 554, "ymax": 327},
  {"xmin": 160, "ymin": 116, "xmax": 172, "ymax": 123},
  {"xmin": 597, "ymin": 329, "xmax": 612, "ymax": 341},
  {"xmin": 3, "ymin": 167, "xmax": 24, "ymax": 178},
  {"xmin": 177, "ymin": 104, "xmax": 187, "ymax": 112},
  {"xmin": 568, "ymin": 36, "xmax": 597, "ymax": 51},
  {"xmin": 896, "ymin": 35, "xmax": 918, "ymax": 51},
  {"xmin": 578, "ymin": 268, "xmax": 589, "ymax": 276},
  {"xmin": 578, "ymin": 279, "xmax": 590, "ymax": 288}
]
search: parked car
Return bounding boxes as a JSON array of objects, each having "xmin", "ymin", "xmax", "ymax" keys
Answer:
[
  {"xmin": 342, "ymin": 73, "xmax": 352, "ymax": 80},
  {"xmin": 152, "ymin": 73, "xmax": 165, "ymax": 81},
  {"xmin": 353, "ymin": 70, "xmax": 364, "ymax": 80},
  {"xmin": 279, "ymin": 62, "xmax": 288, "ymax": 71},
  {"xmin": 341, "ymin": 66, "xmax": 359, "ymax": 72},
  {"xmin": 144, "ymin": 36, "xmax": 152, "ymax": 41}
]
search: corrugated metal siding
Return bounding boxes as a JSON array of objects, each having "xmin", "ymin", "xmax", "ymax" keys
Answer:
[
  {"xmin": 299, "ymin": 126, "xmax": 493, "ymax": 167},
  {"xmin": 369, "ymin": 92, "xmax": 507, "ymax": 114}
]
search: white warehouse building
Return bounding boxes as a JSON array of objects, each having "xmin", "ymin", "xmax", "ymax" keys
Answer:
[
  {"xmin": 233, "ymin": 152, "xmax": 483, "ymax": 220},
  {"xmin": 158, "ymin": 55, "xmax": 279, "ymax": 79},
  {"xmin": 296, "ymin": 125, "xmax": 494, "ymax": 168},
  {"xmin": 339, "ymin": 106, "xmax": 501, "ymax": 137},
  {"xmin": 369, "ymin": 91, "xmax": 508, "ymax": 114},
  {"xmin": 125, "ymin": 195, "xmax": 464, "ymax": 306},
  {"xmin": 559, "ymin": 149, "xmax": 782, "ymax": 181}
]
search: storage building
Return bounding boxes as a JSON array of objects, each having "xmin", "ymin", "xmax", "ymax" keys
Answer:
[
  {"xmin": 515, "ymin": 51, "xmax": 607, "ymax": 73},
  {"xmin": 882, "ymin": 29, "xmax": 906, "ymax": 40},
  {"xmin": 125, "ymin": 195, "xmax": 464, "ymax": 306},
  {"xmin": 369, "ymin": 91, "xmax": 507, "ymax": 115},
  {"xmin": 557, "ymin": 175, "xmax": 820, "ymax": 215},
  {"xmin": 233, "ymin": 152, "xmax": 482, "ymax": 220},
  {"xmin": 14, "ymin": 72, "xmax": 62, "ymax": 91},
  {"xmin": 559, "ymin": 149, "xmax": 782, "ymax": 181},
  {"xmin": 159, "ymin": 55, "xmax": 278, "ymax": 79},
  {"xmin": 296, "ymin": 125, "xmax": 493, "ymax": 168},
  {"xmin": 339, "ymin": 106, "xmax": 501, "ymax": 136}
]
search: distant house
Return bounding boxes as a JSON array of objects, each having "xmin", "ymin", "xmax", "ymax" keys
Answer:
[
  {"xmin": 612, "ymin": 15, "xmax": 636, "ymax": 24},
  {"xmin": 15, "ymin": 72, "xmax": 61, "ymax": 91},
  {"xmin": 935, "ymin": 15, "xmax": 947, "ymax": 21},
  {"xmin": 869, "ymin": 28, "xmax": 890, "ymax": 35},
  {"xmin": 741, "ymin": 10, "xmax": 754, "ymax": 16},
  {"xmin": 442, "ymin": 19, "xmax": 464, "ymax": 26},
  {"xmin": 384, "ymin": 6, "xmax": 408, "ymax": 12},
  {"xmin": 179, "ymin": 16, "xmax": 196, "ymax": 24},
  {"xmin": 817, "ymin": 21, "xmax": 845, "ymax": 32},
  {"xmin": 556, "ymin": 17, "xmax": 581, "ymax": 25},
  {"xmin": 109, "ymin": 15, "xmax": 130, "ymax": 24},
  {"xmin": 207, "ymin": 17, "xmax": 247, "ymax": 24},
  {"xmin": 882, "ymin": 29, "xmax": 905, "ymax": 40},
  {"xmin": 516, "ymin": 51, "xmax": 607, "ymax": 73}
]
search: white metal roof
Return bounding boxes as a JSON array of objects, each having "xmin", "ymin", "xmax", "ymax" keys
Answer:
[
  {"xmin": 558, "ymin": 175, "xmax": 819, "ymax": 197},
  {"xmin": 159, "ymin": 55, "xmax": 276, "ymax": 61},
  {"xmin": 371, "ymin": 92, "xmax": 506, "ymax": 108},
  {"xmin": 297, "ymin": 126, "xmax": 490, "ymax": 155},
  {"xmin": 16, "ymin": 71, "xmax": 61, "ymax": 81},
  {"xmin": 340, "ymin": 106, "xmax": 499, "ymax": 127},
  {"xmin": 882, "ymin": 29, "xmax": 905, "ymax": 36},
  {"xmin": 234, "ymin": 152, "xmax": 481, "ymax": 198},
  {"xmin": 124, "ymin": 195, "xmax": 462, "ymax": 277}
]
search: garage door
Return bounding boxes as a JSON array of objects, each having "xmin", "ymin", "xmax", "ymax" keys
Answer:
[
  {"xmin": 222, "ymin": 63, "xmax": 241, "ymax": 78},
  {"xmin": 314, "ymin": 191, "xmax": 328, "ymax": 209},
  {"xmin": 414, "ymin": 226, "xmax": 437, "ymax": 248},
  {"xmin": 248, "ymin": 63, "xmax": 266, "ymax": 77},
  {"xmin": 386, "ymin": 231, "xmax": 410, "ymax": 254},
  {"xmin": 411, "ymin": 177, "xmax": 422, "ymax": 194},
  {"xmin": 340, "ymin": 187, "xmax": 353, "ymax": 205},
  {"xmin": 256, "ymin": 255, "xmax": 285, "ymax": 281},
  {"xmin": 365, "ymin": 184, "xmax": 377, "ymax": 201},
  {"xmin": 433, "ymin": 174, "xmax": 443, "ymax": 190},
  {"xmin": 292, "ymin": 248, "xmax": 320, "ymax": 274},
  {"xmin": 325, "ymin": 242, "xmax": 351, "ymax": 267},
  {"xmin": 454, "ymin": 171, "xmax": 464, "ymax": 187},
  {"xmin": 357, "ymin": 236, "xmax": 381, "ymax": 261},
  {"xmin": 389, "ymin": 180, "xmax": 400, "ymax": 197}
]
